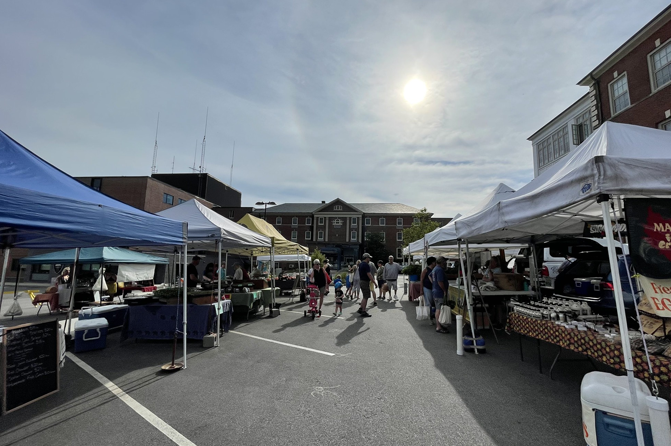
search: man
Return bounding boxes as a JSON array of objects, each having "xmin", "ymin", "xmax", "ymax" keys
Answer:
[
  {"xmin": 187, "ymin": 255, "xmax": 201, "ymax": 287},
  {"xmin": 308, "ymin": 259, "xmax": 328, "ymax": 316},
  {"xmin": 376, "ymin": 260, "xmax": 386, "ymax": 300},
  {"xmin": 383, "ymin": 255, "xmax": 403, "ymax": 301},
  {"xmin": 233, "ymin": 263, "xmax": 244, "ymax": 281},
  {"xmin": 429, "ymin": 256, "xmax": 449, "ymax": 333},
  {"xmin": 369, "ymin": 260, "xmax": 378, "ymax": 306},
  {"xmin": 421, "ymin": 256, "xmax": 437, "ymax": 323},
  {"xmin": 357, "ymin": 253, "xmax": 377, "ymax": 317}
]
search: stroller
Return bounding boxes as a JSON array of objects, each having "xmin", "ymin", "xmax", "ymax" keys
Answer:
[{"xmin": 304, "ymin": 284, "xmax": 321, "ymax": 320}]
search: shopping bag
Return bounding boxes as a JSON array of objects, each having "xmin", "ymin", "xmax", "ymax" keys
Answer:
[
  {"xmin": 438, "ymin": 304, "xmax": 451, "ymax": 326},
  {"xmin": 416, "ymin": 299, "xmax": 429, "ymax": 320}
]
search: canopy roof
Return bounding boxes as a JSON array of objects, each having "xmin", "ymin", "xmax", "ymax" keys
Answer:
[
  {"xmin": 237, "ymin": 214, "xmax": 309, "ymax": 255},
  {"xmin": 0, "ymin": 130, "xmax": 186, "ymax": 248},
  {"xmin": 257, "ymin": 254, "xmax": 311, "ymax": 262},
  {"xmin": 157, "ymin": 199, "xmax": 271, "ymax": 250},
  {"xmin": 20, "ymin": 247, "xmax": 169, "ymax": 265},
  {"xmin": 455, "ymin": 122, "xmax": 671, "ymax": 243}
]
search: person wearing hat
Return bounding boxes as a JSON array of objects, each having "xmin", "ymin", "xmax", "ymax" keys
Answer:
[
  {"xmin": 357, "ymin": 253, "xmax": 377, "ymax": 317},
  {"xmin": 187, "ymin": 255, "xmax": 201, "ymax": 287},
  {"xmin": 429, "ymin": 256, "xmax": 449, "ymax": 333},
  {"xmin": 308, "ymin": 259, "xmax": 328, "ymax": 316}
]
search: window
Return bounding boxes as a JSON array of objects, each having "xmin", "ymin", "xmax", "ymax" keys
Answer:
[
  {"xmin": 365, "ymin": 218, "xmax": 371, "ymax": 226},
  {"xmin": 333, "ymin": 218, "xmax": 343, "ymax": 227},
  {"xmin": 351, "ymin": 217, "xmax": 358, "ymax": 227},
  {"xmin": 609, "ymin": 74, "xmax": 630, "ymax": 115},
  {"xmin": 305, "ymin": 231, "xmax": 312, "ymax": 240},
  {"xmin": 318, "ymin": 230, "xmax": 324, "ymax": 241},
  {"xmin": 334, "ymin": 205, "xmax": 342, "ymax": 211},
  {"xmin": 37, "ymin": 264, "xmax": 51, "ymax": 273},
  {"xmin": 178, "ymin": 198, "xmax": 186, "ymax": 204},
  {"xmin": 291, "ymin": 230, "xmax": 297, "ymax": 241},
  {"xmin": 276, "ymin": 217, "xmax": 282, "ymax": 225},
  {"xmin": 413, "ymin": 217, "xmax": 420, "ymax": 225},
  {"xmin": 292, "ymin": 217, "xmax": 298, "ymax": 226},
  {"xmin": 536, "ymin": 125, "xmax": 570, "ymax": 170},
  {"xmin": 397, "ymin": 231, "xmax": 403, "ymax": 241},
  {"xmin": 379, "ymin": 232, "xmax": 386, "ymax": 242},
  {"xmin": 345, "ymin": 257, "xmax": 354, "ymax": 265},
  {"xmin": 572, "ymin": 109, "xmax": 592, "ymax": 145},
  {"xmin": 396, "ymin": 218, "xmax": 403, "ymax": 227},
  {"xmin": 660, "ymin": 118, "xmax": 671, "ymax": 131},
  {"xmin": 163, "ymin": 193, "xmax": 174, "ymax": 205},
  {"xmin": 318, "ymin": 217, "xmax": 324, "ymax": 225},
  {"xmin": 91, "ymin": 178, "xmax": 102, "ymax": 191},
  {"xmin": 351, "ymin": 231, "xmax": 357, "ymax": 241},
  {"xmin": 379, "ymin": 217, "xmax": 386, "ymax": 226},
  {"xmin": 227, "ymin": 210, "xmax": 234, "ymax": 218},
  {"xmin": 397, "ymin": 248, "xmax": 403, "ymax": 259},
  {"xmin": 651, "ymin": 42, "xmax": 671, "ymax": 90},
  {"xmin": 306, "ymin": 217, "xmax": 312, "ymax": 225}
]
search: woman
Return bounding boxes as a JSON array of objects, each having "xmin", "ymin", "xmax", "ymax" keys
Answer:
[
  {"xmin": 352, "ymin": 260, "xmax": 361, "ymax": 300},
  {"xmin": 203, "ymin": 263, "xmax": 217, "ymax": 281},
  {"xmin": 483, "ymin": 257, "xmax": 502, "ymax": 282}
]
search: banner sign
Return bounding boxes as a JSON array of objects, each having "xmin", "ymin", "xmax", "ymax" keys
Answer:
[
  {"xmin": 582, "ymin": 221, "xmax": 627, "ymax": 238},
  {"xmin": 624, "ymin": 198, "xmax": 671, "ymax": 279},
  {"xmin": 638, "ymin": 276, "xmax": 671, "ymax": 317}
]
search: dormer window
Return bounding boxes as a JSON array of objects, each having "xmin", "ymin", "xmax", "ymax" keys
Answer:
[{"xmin": 334, "ymin": 205, "xmax": 342, "ymax": 211}]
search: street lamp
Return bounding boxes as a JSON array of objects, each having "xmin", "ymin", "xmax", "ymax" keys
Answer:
[{"xmin": 255, "ymin": 201, "xmax": 276, "ymax": 221}]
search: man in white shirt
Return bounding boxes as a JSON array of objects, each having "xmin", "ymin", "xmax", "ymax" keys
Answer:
[
  {"xmin": 233, "ymin": 263, "xmax": 244, "ymax": 281},
  {"xmin": 383, "ymin": 255, "xmax": 403, "ymax": 301}
]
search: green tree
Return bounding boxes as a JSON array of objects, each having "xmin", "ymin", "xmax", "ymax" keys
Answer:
[
  {"xmin": 364, "ymin": 232, "xmax": 391, "ymax": 264},
  {"xmin": 310, "ymin": 248, "xmax": 326, "ymax": 266},
  {"xmin": 402, "ymin": 208, "xmax": 440, "ymax": 247}
]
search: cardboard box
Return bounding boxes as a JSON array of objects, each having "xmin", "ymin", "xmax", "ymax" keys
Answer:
[
  {"xmin": 493, "ymin": 273, "xmax": 524, "ymax": 291},
  {"xmin": 202, "ymin": 333, "xmax": 217, "ymax": 348}
]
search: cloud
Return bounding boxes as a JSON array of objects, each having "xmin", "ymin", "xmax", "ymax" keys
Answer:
[{"xmin": 1, "ymin": 0, "xmax": 668, "ymax": 217}]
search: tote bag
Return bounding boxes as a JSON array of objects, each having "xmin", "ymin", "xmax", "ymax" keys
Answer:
[{"xmin": 416, "ymin": 299, "xmax": 430, "ymax": 320}]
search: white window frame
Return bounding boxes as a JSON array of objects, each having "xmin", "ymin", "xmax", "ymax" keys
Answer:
[
  {"xmin": 609, "ymin": 73, "xmax": 631, "ymax": 116},
  {"xmin": 379, "ymin": 232, "xmax": 386, "ymax": 242},
  {"xmin": 660, "ymin": 118, "xmax": 671, "ymax": 131},
  {"xmin": 276, "ymin": 217, "xmax": 282, "ymax": 225},
  {"xmin": 305, "ymin": 231, "xmax": 312, "ymax": 240},
  {"xmin": 318, "ymin": 217, "xmax": 324, "ymax": 226},
  {"xmin": 536, "ymin": 125, "xmax": 570, "ymax": 170},
  {"xmin": 413, "ymin": 217, "xmax": 420, "ymax": 225},
  {"xmin": 396, "ymin": 248, "xmax": 403, "ymax": 259},
  {"xmin": 397, "ymin": 231, "xmax": 403, "ymax": 241},
  {"xmin": 365, "ymin": 217, "xmax": 371, "ymax": 226},
  {"xmin": 334, "ymin": 205, "xmax": 342, "ymax": 211},
  {"xmin": 351, "ymin": 231, "xmax": 357, "ymax": 241},
  {"xmin": 572, "ymin": 109, "xmax": 592, "ymax": 145},
  {"xmin": 333, "ymin": 218, "xmax": 343, "ymax": 226},
  {"xmin": 291, "ymin": 230, "xmax": 297, "ymax": 241},
  {"xmin": 379, "ymin": 217, "xmax": 386, "ymax": 226},
  {"xmin": 306, "ymin": 217, "xmax": 312, "ymax": 225},
  {"xmin": 163, "ymin": 193, "xmax": 174, "ymax": 205},
  {"xmin": 317, "ymin": 230, "xmax": 324, "ymax": 241},
  {"xmin": 649, "ymin": 40, "xmax": 671, "ymax": 91},
  {"xmin": 227, "ymin": 210, "xmax": 234, "ymax": 218},
  {"xmin": 351, "ymin": 217, "xmax": 358, "ymax": 227},
  {"xmin": 292, "ymin": 217, "xmax": 298, "ymax": 226},
  {"xmin": 396, "ymin": 217, "xmax": 403, "ymax": 227}
]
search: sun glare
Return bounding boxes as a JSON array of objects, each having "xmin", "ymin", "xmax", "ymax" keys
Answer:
[{"xmin": 404, "ymin": 79, "xmax": 427, "ymax": 105}]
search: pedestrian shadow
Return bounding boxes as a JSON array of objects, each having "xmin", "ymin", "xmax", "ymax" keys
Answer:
[
  {"xmin": 272, "ymin": 313, "xmax": 314, "ymax": 333},
  {"xmin": 335, "ymin": 317, "xmax": 369, "ymax": 347}
]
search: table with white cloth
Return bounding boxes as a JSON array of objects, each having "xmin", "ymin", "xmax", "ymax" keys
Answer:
[{"xmin": 211, "ymin": 300, "xmax": 233, "ymax": 333}]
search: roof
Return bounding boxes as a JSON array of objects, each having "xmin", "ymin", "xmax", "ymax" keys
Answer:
[
  {"xmin": 20, "ymin": 247, "xmax": 169, "ymax": 265},
  {"xmin": 577, "ymin": 5, "xmax": 671, "ymax": 86},
  {"xmin": 237, "ymin": 214, "xmax": 308, "ymax": 254},
  {"xmin": 527, "ymin": 93, "xmax": 590, "ymax": 141},
  {"xmin": 264, "ymin": 202, "xmax": 422, "ymax": 215}
]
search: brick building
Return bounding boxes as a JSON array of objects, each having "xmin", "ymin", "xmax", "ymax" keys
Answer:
[
  {"xmin": 530, "ymin": 5, "xmax": 671, "ymax": 176},
  {"xmin": 254, "ymin": 198, "xmax": 425, "ymax": 268}
]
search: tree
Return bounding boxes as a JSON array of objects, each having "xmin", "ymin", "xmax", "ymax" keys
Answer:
[
  {"xmin": 310, "ymin": 248, "xmax": 326, "ymax": 266},
  {"xmin": 364, "ymin": 232, "xmax": 391, "ymax": 263},
  {"xmin": 402, "ymin": 208, "xmax": 440, "ymax": 247}
]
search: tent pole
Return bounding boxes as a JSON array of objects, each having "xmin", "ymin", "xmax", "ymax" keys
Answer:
[
  {"xmin": 13, "ymin": 263, "xmax": 22, "ymax": 297},
  {"xmin": 270, "ymin": 242, "xmax": 276, "ymax": 316},
  {"xmin": 0, "ymin": 247, "xmax": 10, "ymax": 314},
  {"xmin": 458, "ymin": 240, "xmax": 466, "ymax": 319},
  {"xmin": 216, "ymin": 239, "xmax": 222, "ymax": 347},
  {"xmin": 599, "ymin": 196, "xmax": 644, "ymax": 445},
  {"xmin": 182, "ymin": 243, "xmax": 188, "ymax": 369},
  {"xmin": 225, "ymin": 251, "xmax": 229, "ymax": 280},
  {"xmin": 65, "ymin": 248, "xmax": 81, "ymax": 336},
  {"xmin": 464, "ymin": 240, "xmax": 479, "ymax": 355}
]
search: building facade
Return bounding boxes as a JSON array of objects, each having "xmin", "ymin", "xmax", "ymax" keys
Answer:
[
  {"xmin": 255, "ymin": 199, "xmax": 424, "ymax": 267},
  {"xmin": 530, "ymin": 5, "xmax": 671, "ymax": 176},
  {"xmin": 151, "ymin": 173, "xmax": 242, "ymax": 207}
]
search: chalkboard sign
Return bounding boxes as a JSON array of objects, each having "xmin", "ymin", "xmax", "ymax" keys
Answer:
[{"xmin": 2, "ymin": 320, "xmax": 59, "ymax": 414}]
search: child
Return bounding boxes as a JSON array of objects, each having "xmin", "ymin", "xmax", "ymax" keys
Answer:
[{"xmin": 333, "ymin": 282, "xmax": 344, "ymax": 316}]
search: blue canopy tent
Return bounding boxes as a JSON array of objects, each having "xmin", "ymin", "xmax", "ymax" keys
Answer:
[
  {"xmin": 0, "ymin": 130, "xmax": 192, "ymax": 368},
  {"xmin": 20, "ymin": 247, "xmax": 170, "ymax": 265}
]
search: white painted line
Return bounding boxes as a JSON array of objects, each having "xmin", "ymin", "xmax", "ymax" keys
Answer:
[
  {"xmin": 66, "ymin": 353, "xmax": 197, "ymax": 446},
  {"xmin": 228, "ymin": 331, "xmax": 335, "ymax": 356}
]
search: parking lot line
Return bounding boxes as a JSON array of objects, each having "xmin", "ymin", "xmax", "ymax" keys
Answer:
[
  {"xmin": 66, "ymin": 353, "xmax": 197, "ymax": 446},
  {"xmin": 228, "ymin": 331, "xmax": 336, "ymax": 356}
]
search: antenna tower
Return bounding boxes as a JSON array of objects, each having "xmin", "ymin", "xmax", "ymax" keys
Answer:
[
  {"xmin": 189, "ymin": 139, "xmax": 198, "ymax": 172},
  {"xmin": 229, "ymin": 140, "xmax": 235, "ymax": 185},
  {"xmin": 199, "ymin": 108, "xmax": 208, "ymax": 173},
  {"xmin": 171, "ymin": 156, "xmax": 175, "ymax": 173},
  {"xmin": 151, "ymin": 113, "xmax": 160, "ymax": 174}
]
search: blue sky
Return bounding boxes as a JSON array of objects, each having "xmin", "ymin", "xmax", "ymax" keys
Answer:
[{"xmin": 1, "ymin": 1, "xmax": 668, "ymax": 217}]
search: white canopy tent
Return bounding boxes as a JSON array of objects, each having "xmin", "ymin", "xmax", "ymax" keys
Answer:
[
  {"xmin": 454, "ymin": 122, "xmax": 671, "ymax": 444},
  {"xmin": 158, "ymin": 199, "xmax": 273, "ymax": 344}
]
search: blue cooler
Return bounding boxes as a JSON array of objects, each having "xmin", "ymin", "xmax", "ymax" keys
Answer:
[
  {"xmin": 74, "ymin": 318, "xmax": 108, "ymax": 353},
  {"xmin": 581, "ymin": 371, "xmax": 653, "ymax": 446},
  {"xmin": 575, "ymin": 277, "xmax": 602, "ymax": 297},
  {"xmin": 79, "ymin": 304, "xmax": 128, "ymax": 330}
]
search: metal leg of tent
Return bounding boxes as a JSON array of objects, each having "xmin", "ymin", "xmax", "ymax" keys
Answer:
[
  {"xmin": 537, "ymin": 339, "xmax": 542, "ymax": 374},
  {"xmin": 182, "ymin": 243, "xmax": 188, "ymax": 369},
  {"xmin": 599, "ymin": 196, "xmax": 644, "ymax": 445},
  {"xmin": 65, "ymin": 248, "xmax": 81, "ymax": 337},
  {"xmin": 474, "ymin": 285, "xmax": 499, "ymax": 344},
  {"xmin": 0, "ymin": 247, "xmax": 10, "ymax": 314},
  {"xmin": 216, "ymin": 240, "xmax": 222, "ymax": 346},
  {"xmin": 461, "ymin": 240, "xmax": 479, "ymax": 355}
]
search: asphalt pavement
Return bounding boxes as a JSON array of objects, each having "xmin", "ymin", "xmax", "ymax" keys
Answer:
[{"xmin": 0, "ymin": 285, "xmax": 592, "ymax": 446}]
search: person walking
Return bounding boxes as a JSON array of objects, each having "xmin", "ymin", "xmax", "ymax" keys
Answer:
[
  {"xmin": 352, "ymin": 260, "xmax": 361, "ymax": 301},
  {"xmin": 308, "ymin": 259, "xmax": 328, "ymax": 317},
  {"xmin": 429, "ymin": 256, "xmax": 449, "ymax": 333},
  {"xmin": 420, "ymin": 256, "xmax": 436, "ymax": 324},
  {"xmin": 369, "ymin": 260, "xmax": 378, "ymax": 306},
  {"xmin": 357, "ymin": 253, "xmax": 377, "ymax": 318},
  {"xmin": 376, "ymin": 260, "xmax": 386, "ymax": 300},
  {"xmin": 383, "ymin": 255, "xmax": 403, "ymax": 301}
]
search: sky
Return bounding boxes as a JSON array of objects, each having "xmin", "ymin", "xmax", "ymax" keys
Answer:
[{"xmin": 1, "ymin": 0, "xmax": 669, "ymax": 217}]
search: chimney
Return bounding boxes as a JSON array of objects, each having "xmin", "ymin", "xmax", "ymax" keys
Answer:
[{"xmin": 322, "ymin": 201, "xmax": 325, "ymax": 204}]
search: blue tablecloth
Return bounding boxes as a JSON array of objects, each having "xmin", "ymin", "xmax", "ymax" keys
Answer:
[{"xmin": 121, "ymin": 304, "xmax": 213, "ymax": 341}]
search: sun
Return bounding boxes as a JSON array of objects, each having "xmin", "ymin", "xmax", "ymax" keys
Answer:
[{"xmin": 404, "ymin": 79, "xmax": 427, "ymax": 105}]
